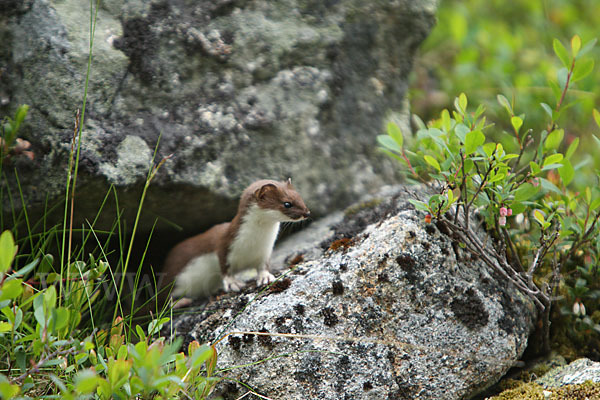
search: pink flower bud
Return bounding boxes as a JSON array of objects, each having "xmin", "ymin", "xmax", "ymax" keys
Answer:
[
  {"xmin": 499, "ymin": 216, "xmax": 507, "ymax": 226},
  {"xmin": 499, "ymin": 207, "xmax": 508, "ymax": 217},
  {"xmin": 507, "ymin": 208, "xmax": 513, "ymax": 216}
]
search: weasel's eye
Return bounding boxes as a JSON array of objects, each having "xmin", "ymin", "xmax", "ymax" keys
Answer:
[{"xmin": 283, "ymin": 202, "xmax": 292, "ymax": 208}]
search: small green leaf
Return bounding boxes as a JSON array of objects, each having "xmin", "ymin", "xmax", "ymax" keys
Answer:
[
  {"xmin": 0, "ymin": 231, "xmax": 18, "ymax": 274},
  {"xmin": 445, "ymin": 189, "xmax": 453, "ymax": 206},
  {"xmin": 13, "ymin": 308, "xmax": 22, "ymax": 331},
  {"xmin": 117, "ymin": 344, "xmax": 128, "ymax": 360},
  {"xmin": 543, "ymin": 153, "xmax": 564, "ymax": 167},
  {"xmin": 465, "ymin": 129, "xmax": 485, "ymax": 154},
  {"xmin": 594, "ymin": 109, "xmax": 600, "ymax": 129},
  {"xmin": 458, "ymin": 93, "xmax": 468, "ymax": 112},
  {"xmin": 135, "ymin": 324, "xmax": 146, "ymax": 341},
  {"xmin": 190, "ymin": 344, "xmax": 214, "ymax": 369},
  {"xmin": 540, "ymin": 178, "xmax": 562, "ymax": 194},
  {"xmin": 565, "ymin": 137, "xmax": 579, "ymax": 159},
  {"xmin": 590, "ymin": 197, "xmax": 600, "ymax": 211},
  {"xmin": 557, "ymin": 67, "xmax": 569, "ymax": 90},
  {"xmin": 530, "ymin": 161, "xmax": 541, "ymax": 175},
  {"xmin": 441, "ymin": 109, "xmax": 452, "ymax": 132},
  {"xmin": 386, "ymin": 122, "xmax": 403, "ymax": 148},
  {"xmin": 0, "ymin": 279, "xmax": 23, "ymax": 302},
  {"xmin": 424, "ymin": 155, "xmax": 441, "ymax": 171},
  {"xmin": 586, "ymin": 187, "xmax": 592, "ymax": 203},
  {"xmin": 108, "ymin": 359, "xmax": 132, "ymax": 387},
  {"xmin": 50, "ymin": 307, "xmax": 70, "ymax": 332},
  {"xmin": 540, "ymin": 103, "xmax": 553, "ymax": 119},
  {"xmin": 558, "ymin": 159, "xmax": 575, "ymax": 186},
  {"xmin": 511, "ymin": 116, "xmax": 523, "ymax": 134},
  {"xmin": 380, "ymin": 148, "xmax": 406, "ymax": 164},
  {"xmin": 0, "ymin": 382, "xmax": 20, "ymax": 399},
  {"xmin": 544, "ymin": 129, "xmax": 564, "ymax": 150},
  {"xmin": 578, "ymin": 38, "xmax": 597, "ymax": 58},
  {"xmin": 571, "ymin": 58, "xmax": 594, "ymax": 82},
  {"xmin": 497, "ymin": 94, "xmax": 513, "ymax": 115},
  {"xmin": 408, "ymin": 199, "xmax": 430, "ymax": 212},
  {"xmin": 533, "ymin": 209, "xmax": 546, "ymax": 225},
  {"xmin": 74, "ymin": 369, "xmax": 99, "ymax": 394},
  {"xmin": 513, "ymin": 183, "xmax": 539, "ymax": 202},
  {"xmin": 44, "ymin": 285, "xmax": 57, "ymax": 311},
  {"xmin": 483, "ymin": 143, "xmax": 496, "ymax": 157},
  {"xmin": 14, "ymin": 104, "xmax": 29, "ymax": 127},
  {"xmin": 455, "ymin": 123, "xmax": 469, "ymax": 142},
  {"xmin": 592, "ymin": 136, "xmax": 600, "ymax": 152},
  {"xmin": 553, "ymin": 38, "xmax": 571, "ymax": 69},
  {"xmin": 488, "ymin": 172, "xmax": 506, "ymax": 183},
  {"xmin": 0, "ymin": 321, "xmax": 12, "ymax": 332},
  {"xmin": 571, "ymin": 35, "xmax": 582, "ymax": 58},
  {"xmin": 33, "ymin": 294, "xmax": 46, "ymax": 326},
  {"xmin": 8, "ymin": 258, "xmax": 38, "ymax": 280},
  {"xmin": 377, "ymin": 135, "xmax": 401, "ymax": 153}
]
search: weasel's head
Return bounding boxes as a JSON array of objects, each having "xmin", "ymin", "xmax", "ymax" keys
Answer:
[{"xmin": 253, "ymin": 178, "xmax": 310, "ymax": 222}]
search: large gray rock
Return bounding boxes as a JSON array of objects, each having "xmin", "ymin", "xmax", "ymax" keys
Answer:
[
  {"xmin": 0, "ymin": 0, "xmax": 437, "ymax": 242},
  {"xmin": 170, "ymin": 187, "xmax": 537, "ymax": 400}
]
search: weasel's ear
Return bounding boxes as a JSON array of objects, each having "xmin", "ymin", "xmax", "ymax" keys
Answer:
[
  {"xmin": 256, "ymin": 183, "xmax": 277, "ymax": 200},
  {"xmin": 286, "ymin": 177, "xmax": 292, "ymax": 186}
]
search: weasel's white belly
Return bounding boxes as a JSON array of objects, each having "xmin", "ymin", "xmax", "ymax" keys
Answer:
[
  {"xmin": 173, "ymin": 252, "xmax": 222, "ymax": 298},
  {"xmin": 227, "ymin": 208, "xmax": 281, "ymax": 273}
]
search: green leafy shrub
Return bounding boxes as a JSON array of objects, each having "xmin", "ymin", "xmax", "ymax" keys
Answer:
[
  {"xmin": 0, "ymin": 229, "xmax": 220, "ymax": 399},
  {"xmin": 380, "ymin": 35, "xmax": 600, "ymax": 354},
  {"xmin": 413, "ymin": 0, "xmax": 600, "ymax": 131}
]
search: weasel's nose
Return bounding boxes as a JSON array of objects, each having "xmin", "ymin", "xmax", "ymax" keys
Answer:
[{"xmin": 303, "ymin": 210, "xmax": 311, "ymax": 218}]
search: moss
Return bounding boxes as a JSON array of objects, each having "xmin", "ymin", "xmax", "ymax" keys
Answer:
[
  {"xmin": 488, "ymin": 381, "xmax": 545, "ymax": 399},
  {"xmin": 553, "ymin": 380, "xmax": 600, "ymax": 398},
  {"xmin": 490, "ymin": 380, "xmax": 600, "ymax": 400}
]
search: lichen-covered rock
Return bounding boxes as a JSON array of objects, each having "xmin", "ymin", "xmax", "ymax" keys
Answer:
[
  {"xmin": 170, "ymin": 187, "xmax": 537, "ymax": 400},
  {"xmin": 537, "ymin": 358, "xmax": 600, "ymax": 388},
  {"xmin": 0, "ymin": 0, "xmax": 437, "ymax": 244}
]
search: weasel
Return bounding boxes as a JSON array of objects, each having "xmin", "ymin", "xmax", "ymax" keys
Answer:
[{"xmin": 160, "ymin": 179, "xmax": 310, "ymax": 303}]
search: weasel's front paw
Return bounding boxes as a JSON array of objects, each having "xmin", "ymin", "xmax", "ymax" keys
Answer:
[
  {"xmin": 223, "ymin": 275, "xmax": 244, "ymax": 292},
  {"xmin": 257, "ymin": 270, "xmax": 276, "ymax": 286}
]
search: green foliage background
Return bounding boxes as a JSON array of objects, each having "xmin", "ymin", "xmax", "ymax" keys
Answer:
[{"xmin": 411, "ymin": 0, "xmax": 600, "ymax": 143}]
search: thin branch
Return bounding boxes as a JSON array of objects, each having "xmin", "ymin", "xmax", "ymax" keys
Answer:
[
  {"xmin": 440, "ymin": 218, "xmax": 547, "ymax": 310},
  {"xmin": 12, "ymin": 345, "xmax": 78, "ymax": 385},
  {"xmin": 502, "ymin": 228, "xmax": 524, "ymax": 272},
  {"xmin": 463, "ymin": 162, "xmax": 493, "ymax": 229}
]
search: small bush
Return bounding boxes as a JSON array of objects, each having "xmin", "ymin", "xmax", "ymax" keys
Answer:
[{"xmin": 380, "ymin": 35, "xmax": 600, "ymax": 354}]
